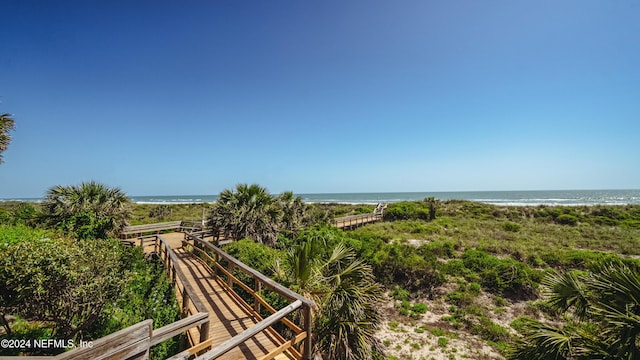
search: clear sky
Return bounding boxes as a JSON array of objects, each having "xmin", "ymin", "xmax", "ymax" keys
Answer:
[{"xmin": 1, "ymin": 0, "xmax": 639, "ymax": 198}]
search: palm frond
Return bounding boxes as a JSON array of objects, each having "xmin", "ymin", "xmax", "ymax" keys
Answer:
[{"xmin": 543, "ymin": 269, "xmax": 591, "ymax": 320}]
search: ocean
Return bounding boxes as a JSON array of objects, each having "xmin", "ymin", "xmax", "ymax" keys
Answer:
[
  {"xmin": 127, "ymin": 189, "xmax": 639, "ymax": 206},
  {"xmin": 3, "ymin": 190, "xmax": 639, "ymax": 206}
]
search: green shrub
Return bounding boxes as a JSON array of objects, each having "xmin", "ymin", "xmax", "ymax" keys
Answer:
[
  {"xmin": 383, "ymin": 202, "xmax": 431, "ymax": 221},
  {"xmin": 389, "ymin": 286, "xmax": 410, "ymax": 301},
  {"xmin": 502, "ymin": 222, "xmax": 520, "ymax": 232},
  {"xmin": 492, "ymin": 295, "xmax": 509, "ymax": 307},
  {"xmin": 223, "ymin": 238, "xmax": 282, "ymax": 276},
  {"xmin": 412, "ymin": 303, "xmax": 428, "ymax": 314},
  {"xmin": 345, "ymin": 228, "xmax": 391, "ymax": 258},
  {"xmin": 556, "ymin": 214, "xmax": 578, "ymax": 226},
  {"xmin": 461, "ymin": 249, "xmax": 540, "ymax": 299},
  {"xmin": 372, "ymin": 242, "xmax": 444, "ymax": 293},
  {"xmin": 442, "ymin": 259, "xmax": 469, "ymax": 276},
  {"xmin": 446, "ymin": 291, "xmax": 475, "ymax": 307},
  {"xmin": 509, "ymin": 316, "xmax": 536, "ymax": 333},
  {"xmin": 149, "ymin": 205, "xmax": 172, "ymax": 220},
  {"xmin": 469, "ymin": 282, "xmax": 482, "ymax": 295},
  {"xmin": 0, "ymin": 225, "xmax": 53, "ymax": 248},
  {"xmin": 620, "ymin": 219, "xmax": 640, "ymax": 229},
  {"xmin": 471, "ymin": 316, "xmax": 511, "ymax": 343},
  {"xmin": 438, "ymin": 337, "xmax": 449, "ymax": 347},
  {"xmin": 418, "ymin": 240, "xmax": 457, "ymax": 258}
]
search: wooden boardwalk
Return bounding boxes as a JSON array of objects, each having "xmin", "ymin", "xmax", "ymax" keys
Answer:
[
  {"xmin": 113, "ymin": 202, "xmax": 389, "ymax": 359},
  {"xmin": 334, "ymin": 203, "xmax": 387, "ymax": 230},
  {"xmin": 155, "ymin": 233, "xmax": 295, "ymax": 360}
]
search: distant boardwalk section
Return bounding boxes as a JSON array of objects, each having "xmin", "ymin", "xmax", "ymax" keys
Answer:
[{"xmin": 333, "ymin": 203, "xmax": 386, "ymax": 230}]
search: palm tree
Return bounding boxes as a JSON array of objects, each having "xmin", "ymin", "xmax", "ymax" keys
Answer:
[
  {"xmin": 276, "ymin": 231, "xmax": 383, "ymax": 360},
  {"xmin": 276, "ymin": 191, "xmax": 307, "ymax": 232},
  {"xmin": 208, "ymin": 184, "xmax": 282, "ymax": 245},
  {"xmin": 508, "ymin": 262, "xmax": 640, "ymax": 359},
  {"xmin": 0, "ymin": 113, "xmax": 15, "ymax": 164},
  {"xmin": 42, "ymin": 181, "xmax": 132, "ymax": 239}
]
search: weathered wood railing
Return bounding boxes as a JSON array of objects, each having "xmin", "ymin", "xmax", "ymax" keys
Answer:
[
  {"xmin": 333, "ymin": 212, "xmax": 382, "ymax": 229},
  {"xmin": 184, "ymin": 229, "xmax": 230, "ymax": 246},
  {"xmin": 122, "ymin": 221, "xmax": 203, "ymax": 238},
  {"xmin": 182, "ymin": 232, "xmax": 316, "ymax": 360},
  {"xmin": 153, "ymin": 235, "xmax": 211, "ymax": 350},
  {"xmin": 39, "ymin": 312, "xmax": 210, "ymax": 360}
]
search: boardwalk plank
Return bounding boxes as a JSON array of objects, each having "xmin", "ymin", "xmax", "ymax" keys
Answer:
[{"xmin": 153, "ymin": 233, "xmax": 293, "ymax": 360}]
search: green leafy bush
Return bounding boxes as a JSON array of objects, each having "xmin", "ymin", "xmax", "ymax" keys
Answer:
[
  {"xmin": 223, "ymin": 238, "xmax": 282, "ymax": 276},
  {"xmin": 389, "ymin": 286, "xmax": 410, "ymax": 301},
  {"xmin": 509, "ymin": 316, "xmax": 536, "ymax": 333},
  {"xmin": 412, "ymin": 303, "xmax": 428, "ymax": 314},
  {"xmin": 438, "ymin": 337, "xmax": 449, "ymax": 347},
  {"xmin": 372, "ymin": 242, "xmax": 444, "ymax": 293},
  {"xmin": 418, "ymin": 240, "xmax": 457, "ymax": 258},
  {"xmin": 556, "ymin": 214, "xmax": 578, "ymax": 226},
  {"xmin": 0, "ymin": 225, "xmax": 53, "ymax": 248},
  {"xmin": 446, "ymin": 291, "xmax": 476, "ymax": 307},
  {"xmin": 462, "ymin": 250, "xmax": 540, "ymax": 299},
  {"xmin": 383, "ymin": 202, "xmax": 431, "ymax": 221},
  {"xmin": 502, "ymin": 222, "xmax": 520, "ymax": 232},
  {"xmin": 0, "ymin": 232, "xmax": 180, "ymax": 358}
]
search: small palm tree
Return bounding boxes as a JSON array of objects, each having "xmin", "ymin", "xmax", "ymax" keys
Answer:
[
  {"xmin": 276, "ymin": 191, "xmax": 307, "ymax": 232},
  {"xmin": 508, "ymin": 262, "xmax": 640, "ymax": 359},
  {"xmin": 276, "ymin": 232, "xmax": 383, "ymax": 360},
  {"xmin": 42, "ymin": 181, "xmax": 131, "ymax": 239},
  {"xmin": 209, "ymin": 184, "xmax": 282, "ymax": 245},
  {"xmin": 0, "ymin": 113, "xmax": 15, "ymax": 164}
]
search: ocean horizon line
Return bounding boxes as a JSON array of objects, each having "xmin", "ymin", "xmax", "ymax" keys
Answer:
[{"xmin": 2, "ymin": 189, "xmax": 639, "ymax": 206}]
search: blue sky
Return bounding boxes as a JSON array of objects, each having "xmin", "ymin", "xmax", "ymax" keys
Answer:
[{"xmin": 1, "ymin": 1, "xmax": 639, "ymax": 198}]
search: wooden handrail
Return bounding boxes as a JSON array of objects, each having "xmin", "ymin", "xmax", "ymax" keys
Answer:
[
  {"xmin": 152, "ymin": 235, "xmax": 211, "ymax": 349},
  {"xmin": 335, "ymin": 213, "xmax": 377, "ymax": 221},
  {"xmin": 157, "ymin": 235, "xmax": 208, "ymax": 315},
  {"xmin": 150, "ymin": 312, "xmax": 209, "ymax": 346},
  {"xmin": 194, "ymin": 300, "xmax": 303, "ymax": 360},
  {"xmin": 122, "ymin": 220, "xmax": 203, "ymax": 238},
  {"xmin": 55, "ymin": 320, "xmax": 153, "ymax": 360},
  {"xmin": 185, "ymin": 242, "xmax": 305, "ymax": 334},
  {"xmin": 184, "ymin": 232, "xmax": 314, "ymax": 359},
  {"xmin": 185, "ymin": 232, "xmax": 316, "ymax": 308}
]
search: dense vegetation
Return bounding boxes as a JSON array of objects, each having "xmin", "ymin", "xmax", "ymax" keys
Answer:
[
  {"xmin": 215, "ymin": 198, "xmax": 640, "ymax": 359},
  {"xmin": 508, "ymin": 263, "xmax": 640, "ymax": 359},
  {"xmin": 207, "ymin": 184, "xmax": 383, "ymax": 359},
  {"xmin": 0, "ymin": 183, "xmax": 179, "ymax": 358},
  {"xmin": 2, "ymin": 190, "xmax": 639, "ymax": 359}
]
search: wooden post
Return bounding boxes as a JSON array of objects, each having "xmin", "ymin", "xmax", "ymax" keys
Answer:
[
  {"xmin": 200, "ymin": 320, "xmax": 210, "ymax": 347},
  {"xmin": 155, "ymin": 236, "xmax": 159, "ymax": 255},
  {"xmin": 303, "ymin": 305, "xmax": 312, "ymax": 360},
  {"xmin": 181, "ymin": 289, "xmax": 189, "ymax": 317},
  {"xmin": 172, "ymin": 265, "xmax": 177, "ymax": 285},
  {"xmin": 253, "ymin": 277, "xmax": 262, "ymax": 314},
  {"xmin": 228, "ymin": 263, "xmax": 234, "ymax": 288},
  {"xmin": 164, "ymin": 242, "xmax": 169, "ymax": 269}
]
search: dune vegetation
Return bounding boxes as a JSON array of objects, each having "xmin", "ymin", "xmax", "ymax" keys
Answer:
[{"xmin": 1, "ymin": 184, "xmax": 639, "ymax": 359}]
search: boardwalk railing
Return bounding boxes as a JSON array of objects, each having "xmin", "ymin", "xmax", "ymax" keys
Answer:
[
  {"xmin": 333, "ymin": 213, "xmax": 381, "ymax": 229},
  {"xmin": 182, "ymin": 232, "xmax": 316, "ymax": 360},
  {"xmin": 333, "ymin": 203, "xmax": 387, "ymax": 230},
  {"xmin": 134, "ymin": 235, "xmax": 213, "ymax": 348},
  {"xmin": 122, "ymin": 221, "xmax": 203, "ymax": 238},
  {"xmin": 43, "ymin": 313, "xmax": 210, "ymax": 360}
]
